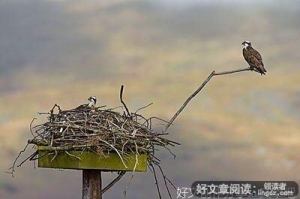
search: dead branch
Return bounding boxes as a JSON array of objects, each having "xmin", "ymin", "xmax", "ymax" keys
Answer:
[
  {"xmin": 134, "ymin": 103, "xmax": 153, "ymax": 114},
  {"xmin": 5, "ymin": 143, "xmax": 30, "ymax": 177},
  {"xmin": 163, "ymin": 66, "xmax": 261, "ymax": 133},
  {"xmin": 102, "ymin": 171, "xmax": 126, "ymax": 194},
  {"xmin": 156, "ymin": 163, "xmax": 177, "ymax": 199},
  {"xmin": 150, "ymin": 163, "xmax": 162, "ymax": 199},
  {"xmin": 120, "ymin": 85, "xmax": 131, "ymax": 116},
  {"xmin": 30, "ymin": 118, "xmax": 37, "ymax": 137},
  {"xmin": 17, "ymin": 151, "xmax": 38, "ymax": 167}
]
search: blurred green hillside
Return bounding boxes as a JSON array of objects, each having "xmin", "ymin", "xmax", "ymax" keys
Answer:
[{"xmin": 1, "ymin": 1, "xmax": 300, "ymax": 199}]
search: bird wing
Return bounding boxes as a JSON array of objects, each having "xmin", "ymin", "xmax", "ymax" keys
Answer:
[
  {"xmin": 243, "ymin": 48, "xmax": 266, "ymax": 74},
  {"xmin": 249, "ymin": 46, "xmax": 263, "ymax": 63},
  {"xmin": 75, "ymin": 104, "xmax": 88, "ymax": 110},
  {"xmin": 243, "ymin": 48, "xmax": 255, "ymax": 66},
  {"xmin": 243, "ymin": 48, "xmax": 263, "ymax": 65},
  {"xmin": 249, "ymin": 47, "xmax": 266, "ymax": 73}
]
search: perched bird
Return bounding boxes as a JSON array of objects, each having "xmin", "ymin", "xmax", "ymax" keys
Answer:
[
  {"xmin": 87, "ymin": 96, "xmax": 97, "ymax": 108},
  {"xmin": 242, "ymin": 41, "xmax": 267, "ymax": 75},
  {"xmin": 75, "ymin": 96, "xmax": 97, "ymax": 110}
]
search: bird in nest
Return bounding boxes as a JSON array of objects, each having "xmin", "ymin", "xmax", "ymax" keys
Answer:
[
  {"xmin": 242, "ymin": 41, "xmax": 267, "ymax": 75},
  {"xmin": 75, "ymin": 96, "xmax": 97, "ymax": 110}
]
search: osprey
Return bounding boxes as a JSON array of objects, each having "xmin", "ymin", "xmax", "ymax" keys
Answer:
[
  {"xmin": 242, "ymin": 41, "xmax": 267, "ymax": 75},
  {"xmin": 75, "ymin": 96, "xmax": 97, "ymax": 110}
]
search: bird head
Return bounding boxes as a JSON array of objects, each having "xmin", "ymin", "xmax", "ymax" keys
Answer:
[
  {"xmin": 242, "ymin": 41, "xmax": 251, "ymax": 49},
  {"xmin": 88, "ymin": 96, "xmax": 97, "ymax": 106}
]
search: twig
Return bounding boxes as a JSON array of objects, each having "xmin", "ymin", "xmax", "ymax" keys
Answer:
[
  {"xmin": 162, "ymin": 146, "xmax": 176, "ymax": 159},
  {"xmin": 102, "ymin": 171, "xmax": 126, "ymax": 194},
  {"xmin": 214, "ymin": 67, "xmax": 250, "ymax": 75},
  {"xmin": 123, "ymin": 141, "xmax": 139, "ymax": 197},
  {"xmin": 30, "ymin": 150, "xmax": 48, "ymax": 160},
  {"xmin": 149, "ymin": 117, "xmax": 172, "ymax": 131},
  {"xmin": 134, "ymin": 103, "xmax": 153, "ymax": 114},
  {"xmin": 163, "ymin": 66, "xmax": 260, "ymax": 133},
  {"xmin": 30, "ymin": 118, "xmax": 37, "ymax": 137},
  {"xmin": 150, "ymin": 163, "xmax": 162, "ymax": 199},
  {"xmin": 5, "ymin": 143, "xmax": 30, "ymax": 177},
  {"xmin": 97, "ymin": 137, "xmax": 128, "ymax": 168},
  {"xmin": 65, "ymin": 151, "xmax": 81, "ymax": 160},
  {"xmin": 156, "ymin": 163, "xmax": 177, "ymax": 199},
  {"xmin": 120, "ymin": 85, "xmax": 131, "ymax": 116},
  {"xmin": 18, "ymin": 151, "xmax": 38, "ymax": 167}
]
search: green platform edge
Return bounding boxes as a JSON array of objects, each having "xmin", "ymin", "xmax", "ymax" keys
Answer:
[{"xmin": 38, "ymin": 146, "xmax": 148, "ymax": 172}]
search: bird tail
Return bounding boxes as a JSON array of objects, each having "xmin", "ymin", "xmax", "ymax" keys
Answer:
[{"xmin": 259, "ymin": 65, "xmax": 267, "ymax": 75}]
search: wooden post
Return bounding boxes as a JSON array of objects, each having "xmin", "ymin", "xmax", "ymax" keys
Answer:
[{"xmin": 83, "ymin": 170, "xmax": 102, "ymax": 199}]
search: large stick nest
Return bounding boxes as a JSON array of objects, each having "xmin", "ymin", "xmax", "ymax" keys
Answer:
[
  {"xmin": 8, "ymin": 88, "xmax": 180, "ymax": 197},
  {"xmin": 29, "ymin": 103, "xmax": 179, "ymax": 164}
]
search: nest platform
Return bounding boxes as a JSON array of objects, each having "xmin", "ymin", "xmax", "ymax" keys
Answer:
[{"xmin": 28, "ymin": 104, "xmax": 179, "ymax": 171}]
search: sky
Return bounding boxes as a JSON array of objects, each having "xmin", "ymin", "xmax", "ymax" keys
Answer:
[{"xmin": 1, "ymin": 1, "xmax": 300, "ymax": 199}]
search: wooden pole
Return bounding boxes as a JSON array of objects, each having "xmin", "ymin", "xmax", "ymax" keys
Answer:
[{"xmin": 83, "ymin": 170, "xmax": 102, "ymax": 199}]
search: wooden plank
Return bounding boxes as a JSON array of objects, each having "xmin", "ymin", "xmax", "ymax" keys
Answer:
[{"xmin": 38, "ymin": 148, "xmax": 147, "ymax": 171}]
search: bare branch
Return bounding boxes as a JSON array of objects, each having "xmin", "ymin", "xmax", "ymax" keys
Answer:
[
  {"xmin": 5, "ymin": 143, "xmax": 30, "ymax": 177},
  {"xmin": 30, "ymin": 118, "xmax": 37, "ymax": 137},
  {"xmin": 134, "ymin": 103, "xmax": 153, "ymax": 114},
  {"xmin": 120, "ymin": 85, "xmax": 131, "ymax": 116},
  {"xmin": 102, "ymin": 171, "xmax": 126, "ymax": 194},
  {"xmin": 17, "ymin": 151, "xmax": 38, "ymax": 167},
  {"xmin": 163, "ymin": 67, "xmax": 260, "ymax": 133},
  {"xmin": 156, "ymin": 163, "xmax": 177, "ymax": 199},
  {"xmin": 150, "ymin": 163, "xmax": 162, "ymax": 199}
]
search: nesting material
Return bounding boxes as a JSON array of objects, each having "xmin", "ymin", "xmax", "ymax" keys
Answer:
[{"xmin": 28, "ymin": 104, "xmax": 179, "ymax": 166}]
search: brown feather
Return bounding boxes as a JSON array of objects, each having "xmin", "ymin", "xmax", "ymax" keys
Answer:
[
  {"xmin": 243, "ymin": 46, "xmax": 266, "ymax": 75},
  {"xmin": 248, "ymin": 46, "xmax": 263, "ymax": 62}
]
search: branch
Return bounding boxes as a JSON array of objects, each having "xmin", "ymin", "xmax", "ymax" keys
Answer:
[
  {"xmin": 102, "ymin": 171, "xmax": 126, "ymax": 194},
  {"xmin": 156, "ymin": 163, "xmax": 177, "ymax": 199},
  {"xmin": 163, "ymin": 66, "xmax": 260, "ymax": 133},
  {"xmin": 5, "ymin": 143, "xmax": 30, "ymax": 177},
  {"xmin": 150, "ymin": 163, "xmax": 162, "ymax": 199},
  {"xmin": 120, "ymin": 85, "xmax": 131, "ymax": 116}
]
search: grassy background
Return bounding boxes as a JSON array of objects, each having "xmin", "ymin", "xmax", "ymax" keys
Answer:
[{"xmin": 1, "ymin": 0, "xmax": 300, "ymax": 198}]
